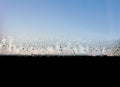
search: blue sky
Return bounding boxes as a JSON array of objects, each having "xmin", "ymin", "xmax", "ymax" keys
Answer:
[{"xmin": 0, "ymin": 0, "xmax": 120, "ymax": 41}]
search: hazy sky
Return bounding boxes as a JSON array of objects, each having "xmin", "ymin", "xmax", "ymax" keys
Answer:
[{"xmin": 0, "ymin": 0, "xmax": 120, "ymax": 41}]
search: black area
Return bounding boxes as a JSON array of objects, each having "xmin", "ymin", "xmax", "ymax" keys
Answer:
[{"xmin": 0, "ymin": 55, "xmax": 120, "ymax": 64}]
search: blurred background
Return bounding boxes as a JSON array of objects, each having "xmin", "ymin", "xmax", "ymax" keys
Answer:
[{"xmin": 0, "ymin": 0, "xmax": 120, "ymax": 42}]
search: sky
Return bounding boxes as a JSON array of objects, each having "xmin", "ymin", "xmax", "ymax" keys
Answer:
[{"xmin": 0, "ymin": 0, "xmax": 120, "ymax": 41}]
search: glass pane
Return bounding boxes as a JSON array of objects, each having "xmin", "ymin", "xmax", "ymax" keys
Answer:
[{"xmin": 0, "ymin": 0, "xmax": 120, "ymax": 56}]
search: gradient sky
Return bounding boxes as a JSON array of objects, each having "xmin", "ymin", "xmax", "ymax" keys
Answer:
[{"xmin": 0, "ymin": 0, "xmax": 120, "ymax": 41}]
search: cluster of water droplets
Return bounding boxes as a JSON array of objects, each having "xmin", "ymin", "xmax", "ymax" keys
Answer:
[{"xmin": 0, "ymin": 37, "xmax": 120, "ymax": 56}]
